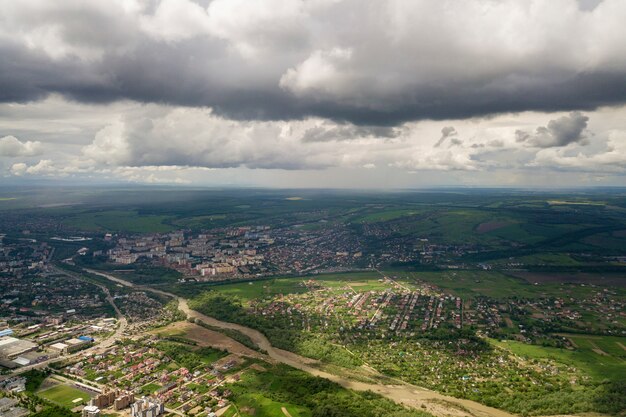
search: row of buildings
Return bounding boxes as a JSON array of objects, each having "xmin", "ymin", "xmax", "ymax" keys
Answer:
[{"xmin": 82, "ymin": 396, "xmax": 163, "ymax": 417}]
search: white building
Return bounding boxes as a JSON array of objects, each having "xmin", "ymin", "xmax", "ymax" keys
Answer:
[
  {"xmin": 82, "ymin": 405, "xmax": 101, "ymax": 417},
  {"xmin": 131, "ymin": 398, "xmax": 164, "ymax": 417}
]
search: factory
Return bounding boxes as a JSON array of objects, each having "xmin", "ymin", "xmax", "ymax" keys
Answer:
[
  {"xmin": 0, "ymin": 336, "xmax": 38, "ymax": 361},
  {"xmin": 49, "ymin": 336, "xmax": 93, "ymax": 354}
]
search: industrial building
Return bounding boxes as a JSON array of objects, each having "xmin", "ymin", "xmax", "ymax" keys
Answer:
[
  {"xmin": 0, "ymin": 329, "xmax": 14, "ymax": 337},
  {"xmin": 49, "ymin": 337, "xmax": 92, "ymax": 354},
  {"xmin": 0, "ymin": 336, "xmax": 38, "ymax": 359},
  {"xmin": 0, "ymin": 398, "xmax": 29, "ymax": 417}
]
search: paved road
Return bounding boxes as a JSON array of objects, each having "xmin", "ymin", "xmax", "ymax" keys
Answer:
[{"xmin": 85, "ymin": 269, "xmax": 517, "ymax": 417}]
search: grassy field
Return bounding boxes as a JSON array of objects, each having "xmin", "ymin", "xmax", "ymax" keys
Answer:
[
  {"xmin": 394, "ymin": 270, "xmax": 543, "ymax": 299},
  {"xmin": 209, "ymin": 271, "xmax": 388, "ymax": 301},
  {"xmin": 492, "ymin": 334, "xmax": 626, "ymax": 381},
  {"xmin": 233, "ymin": 391, "xmax": 311, "ymax": 417},
  {"xmin": 392, "ymin": 269, "xmax": 617, "ymax": 300},
  {"xmin": 171, "ymin": 214, "xmax": 228, "ymax": 229},
  {"xmin": 141, "ymin": 382, "xmax": 162, "ymax": 395},
  {"xmin": 37, "ymin": 383, "xmax": 92, "ymax": 408},
  {"xmin": 354, "ymin": 209, "xmax": 421, "ymax": 223}
]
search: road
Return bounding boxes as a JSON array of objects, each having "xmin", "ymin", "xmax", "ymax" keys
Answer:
[
  {"xmin": 0, "ymin": 268, "xmax": 128, "ymax": 380},
  {"xmin": 51, "ymin": 266, "xmax": 128, "ymax": 352},
  {"xmin": 84, "ymin": 269, "xmax": 517, "ymax": 417}
]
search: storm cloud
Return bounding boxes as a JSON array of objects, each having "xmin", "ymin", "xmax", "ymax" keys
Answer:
[{"xmin": 1, "ymin": 0, "xmax": 626, "ymax": 126}]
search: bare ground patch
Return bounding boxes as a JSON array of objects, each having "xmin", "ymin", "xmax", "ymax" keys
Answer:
[
  {"xmin": 588, "ymin": 341, "xmax": 610, "ymax": 356},
  {"xmin": 157, "ymin": 321, "xmax": 266, "ymax": 360}
]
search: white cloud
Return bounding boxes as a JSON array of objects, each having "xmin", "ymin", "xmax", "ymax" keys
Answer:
[
  {"xmin": 0, "ymin": 135, "xmax": 43, "ymax": 156},
  {"xmin": 280, "ymin": 48, "xmax": 354, "ymax": 97},
  {"xmin": 140, "ymin": 0, "xmax": 211, "ymax": 42},
  {"xmin": 3, "ymin": 97, "xmax": 626, "ymax": 186}
]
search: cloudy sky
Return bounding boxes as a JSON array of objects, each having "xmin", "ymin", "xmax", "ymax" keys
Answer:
[{"xmin": 1, "ymin": 0, "xmax": 625, "ymax": 188}]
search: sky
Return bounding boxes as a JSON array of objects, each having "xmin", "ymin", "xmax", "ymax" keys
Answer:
[{"xmin": 0, "ymin": 0, "xmax": 625, "ymax": 188}]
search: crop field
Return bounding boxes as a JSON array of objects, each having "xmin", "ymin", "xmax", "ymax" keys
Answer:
[{"xmin": 37, "ymin": 383, "xmax": 93, "ymax": 408}]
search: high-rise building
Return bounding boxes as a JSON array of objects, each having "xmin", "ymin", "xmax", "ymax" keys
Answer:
[{"xmin": 130, "ymin": 397, "xmax": 164, "ymax": 417}]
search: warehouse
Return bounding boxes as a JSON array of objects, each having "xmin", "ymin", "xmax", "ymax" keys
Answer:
[{"xmin": 0, "ymin": 337, "xmax": 38, "ymax": 360}]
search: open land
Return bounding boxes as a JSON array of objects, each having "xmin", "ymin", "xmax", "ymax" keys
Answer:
[{"xmin": 1, "ymin": 187, "xmax": 625, "ymax": 417}]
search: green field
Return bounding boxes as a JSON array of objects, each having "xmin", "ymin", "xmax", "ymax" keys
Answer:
[
  {"xmin": 141, "ymin": 382, "xmax": 162, "ymax": 395},
  {"xmin": 206, "ymin": 271, "xmax": 391, "ymax": 301},
  {"xmin": 492, "ymin": 334, "xmax": 626, "ymax": 381},
  {"xmin": 37, "ymin": 383, "xmax": 92, "ymax": 408},
  {"xmin": 395, "ymin": 270, "xmax": 543, "ymax": 299},
  {"xmin": 354, "ymin": 209, "xmax": 421, "ymax": 223},
  {"xmin": 233, "ymin": 391, "xmax": 311, "ymax": 417},
  {"xmin": 63, "ymin": 209, "xmax": 173, "ymax": 233}
]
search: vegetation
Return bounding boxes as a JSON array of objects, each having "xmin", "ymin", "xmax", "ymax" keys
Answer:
[
  {"xmin": 155, "ymin": 340, "xmax": 227, "ymax": 370},
  {"xmin": 190, "ymin": 292, "xmax": 361, "ymax": 368},
  {"xmin": 23, "ymin": 369, "xmax": 50, "ymax": 392},
  {"xmin": 228, "ymin": 364, "xmax": 432, "ymax": 417}
]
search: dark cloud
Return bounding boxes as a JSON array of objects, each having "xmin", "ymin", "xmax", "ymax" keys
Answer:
[
  {"xmin": 301, "ymin": 124, "xmax": 400, "ymax": 143},
  {"xmin": 1, "ymin": 1, "xmax": 625, "ymax": 126},
  {"xmin": 516, "ymin": 112, "xmax": 590, "ymax": 148}
]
